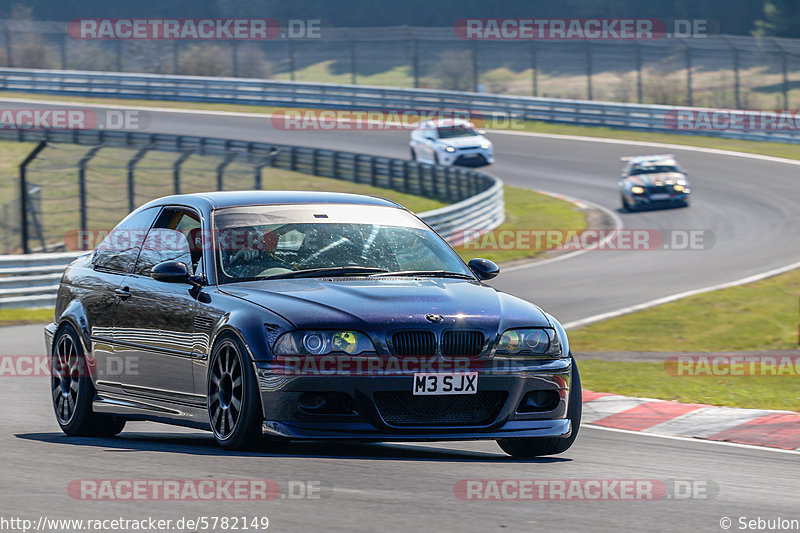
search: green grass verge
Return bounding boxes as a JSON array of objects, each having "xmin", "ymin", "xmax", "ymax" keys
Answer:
[
  {"xmin": 0, "ymin": 307, "xmax": 53, "ymax": 326},
  {"xmin": 570, "ymin": 268, "xmax": 800, "ymax": 352},
  {"xmin": 579, "ymin": 359, "xmax": 799, "ymax": 411},
  {"xmin": 4, "ymin": 91, "xmax": 800, "ymax": 162}
]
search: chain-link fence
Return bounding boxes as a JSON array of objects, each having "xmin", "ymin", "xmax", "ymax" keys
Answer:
[{"xmin": 2, "ymin": 21, "xmax": 800, "ymax": 109}]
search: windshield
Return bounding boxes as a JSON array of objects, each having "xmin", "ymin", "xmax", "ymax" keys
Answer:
[
  {"xmin": 213, "ymin": 204, "xmax": 472, "ymax": 283},
  {"xmin": 630, "ymin": 164, "xmax": 680, "ymax": 175},
  {"xmin": 437, "ymin": 126, "xmax": 479, "ymax": 139}
]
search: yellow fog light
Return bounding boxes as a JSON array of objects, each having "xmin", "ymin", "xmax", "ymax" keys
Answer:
[
  {"xmin": 631, "ymin": 186, "xmax": 645, "ymax": 194},
  {"xmin": 673, "ymin": 184, "xmax": 685, "ymax": 192},
  {"xmin": 332, "ymin": 331, "xmax": 358, "ymax": 354}
]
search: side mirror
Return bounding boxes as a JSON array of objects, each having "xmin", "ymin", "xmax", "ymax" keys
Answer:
[
  {"xmin": 151, "ymin": 261, "xmax": 191, "ymax": 283},
  {"xmin": 468, "ymin": 258, "xmax": 500, "ymax": 280}
]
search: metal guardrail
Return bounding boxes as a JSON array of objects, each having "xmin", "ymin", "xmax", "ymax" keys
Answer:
[
  {"xmin": 1, "ymin": 67, "xmax": 799, "ymax": 144},
  {"xmin": 0, "ymin": 128, "xmax": 504, "ymax": 308},
  {"xmin": 0, "ymin": 251, "xmax": 83, "ymax": 308}
]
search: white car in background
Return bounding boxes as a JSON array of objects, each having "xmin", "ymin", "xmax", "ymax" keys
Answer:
[{"xmin": 409, "ymin": 119, "xmax": 493, "ymax": 167}]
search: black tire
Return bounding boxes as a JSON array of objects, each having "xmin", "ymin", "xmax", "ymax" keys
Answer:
[
  {"xmin": 51, "ymin": 323, "xmax": 126, "ymax": 437},
  {"xmin": 410, "ymin": 147, "xmax": 417, "ymax": 161},
  {"xmin": 433, "ymin": 151, "xmax": 440, "ymax": 165},
  {"xmin": 208, "ymin": 334, "xmax": 266, "ymax": 450},
  {"xmin": 496, "ymin": 357, "xmax": 582, "ymax": 457},
  {"xmin": 621, "ymin": 195, "xmax": 632, "ymax": 212}
]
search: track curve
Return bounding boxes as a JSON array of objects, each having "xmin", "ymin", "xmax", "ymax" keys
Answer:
[{"xmin": 1, "ymin": 99, "xmax": 799, "ymax": 532}]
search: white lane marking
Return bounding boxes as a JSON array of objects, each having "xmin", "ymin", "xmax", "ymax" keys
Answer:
[
  {"xmin": 583, "ymin": 424, "xmax": 800, "ymax": 455},
  {"xmin": 580, "ymin": 395, "xmax": 651, "ymax": 424},
  {"xmin": 644, "ymin": 407, "xmax": 783, "ymax": 438},
  {"xmin": 563, "ymin": 258, "xmax": 800, "ymax": 330}
]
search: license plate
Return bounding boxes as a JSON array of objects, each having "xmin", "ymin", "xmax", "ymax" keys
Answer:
[
  {"xmin": 413, "ymin": 372, "xmax": 478, "ymax": 395},
  {"xmin": 463, "ymin": 153, "xmax": 479, "ymax": 158},
  {"xmin": 650, "ymin": 193, "xmax": 670, "ymax": 200}
]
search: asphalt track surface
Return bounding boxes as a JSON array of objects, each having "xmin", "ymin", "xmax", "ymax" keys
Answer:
[{"xmin": 2, "ymin": 100, "xmax": 800, "ymax": 532}]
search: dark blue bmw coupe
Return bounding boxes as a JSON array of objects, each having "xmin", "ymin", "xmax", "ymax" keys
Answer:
[{"xmin": 46, "ymin": 191, "xmax": 581, "ymax": 457}]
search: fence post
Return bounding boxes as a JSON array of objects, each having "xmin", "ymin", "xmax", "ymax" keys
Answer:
[
  {"xmin": 782, "ymin": 50, "xmax": 789, "ymax": 109},
  {"xmin": 172, "ymin": 41, "xmax": 179, "ymax": 74},
  {"xmin": 232, "ymin": 41, "xmax": 240, "ymax": 77},
  {"xmin": 60, "ymin": 33, "xmax": 67, "ymax": 70},
  {"xmin": 350, "ymin": 39, "xmax": 357, "ymax": 85},
  {"xmin": 412, "ymin": 38, "xmax": 420, "ymax": 88},
  {"xmin": 288, "ymin": 41, "xmax": 296, "ymax": 82},
  {"xmin": 585, "ymin": 42, "xmax": 593, "ymax": 101},
  {"xmin": 173, "ymin": 150, "xmax": 193, "ymax": 194},
  {"xmin": 216, "ymin": 152, "xmax": 236, "ymax": 191},
  {"xmin": 127, "ymin": 146, "xmax": 150, "ymax": 212},
  {"xmin": 724, "ymin": 37, "xmax": 741, "ymax": 108},
  {"xmin": 471, "ymin": 41, "xmax": 479, "ymax": 92},
  {"xmin": 19, "ymin": 141, "xmax": 47, "ymax": 254},
  {"xmin": 685, "ymin": 42, "xmax": 693, "ymax": 106},
  {"xmin": 115, "ymin": 40, "xmax": 123, "ymax": 71},
  {"xmin": 78, "ymin": 146, "xmax": 103, "ymax": 250},
  {"xmin": 531, "ymin": 42, "xmax": 538, "ymax": 97},
  {"xmin": 3, "ymin": 23, "xmax": 12, "ymax": 67},
  {"xmin": 635, "ymin": 42, "xmax": 643, "ymax": 103}
]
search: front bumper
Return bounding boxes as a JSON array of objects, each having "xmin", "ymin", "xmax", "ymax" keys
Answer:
[
  {"xmin": 629, "ymin": 190, "xmax": 690, "ymax": 207},
  {"xmin": 440, "ymin": 149, "xmax": 493, "ymax": 167},
  {"xmin": 256, "ymin": 357, "xmax": 572, "ymax": 441}
]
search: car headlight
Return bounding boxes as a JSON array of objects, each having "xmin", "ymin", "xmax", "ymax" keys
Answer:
[
  {"xmin": 631, "ymin": 186, "xmax": 645, "ymax": 194},
  {"xmin": 495, "ymin": 328, "xmax": 562, "ymax": 358},
  {"xmin": 273, "ymin": 330, "xmax": 376, "ymax": 356},
  {"xmin": 444, "ymin": 146, "xmax": 456, "ymax": 153},
  {"xmin": 673, "ymin": 184, "xmax": 685, "ymax": 192},
  {"xmin": 480, "ymin": 142, "xmax": 491, "ymax": 149}
]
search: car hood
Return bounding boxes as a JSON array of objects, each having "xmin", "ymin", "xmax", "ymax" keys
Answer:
[
  {"xmin": 219, "ymin": 277, "xmax": 549, "ymax": 333},
  {"xmin": 439, "ymin": 136, "xmax": 487, "ymax": 148},
  {"xmin": 626, "ymin": 172, "xmax": 685, "ymax": 186}
]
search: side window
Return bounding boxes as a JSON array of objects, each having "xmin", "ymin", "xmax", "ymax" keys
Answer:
[
  {"xmin": 135, "ymin": 208, "xmax": 201, "ymax": 277},
  {"xmin": 92, "ymin": 207, "xmax": 158, "ymax": 273}
]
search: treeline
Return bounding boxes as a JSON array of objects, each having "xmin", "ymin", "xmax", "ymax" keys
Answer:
[{"xmin": 5, "ymin": 0, "xmax": 799, "ymax": 37}]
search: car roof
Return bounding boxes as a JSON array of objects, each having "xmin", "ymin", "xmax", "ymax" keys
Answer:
[
  {"xmin": 623, "ymin": 154, "xmax": 677, "ymax": 164},
  {"xmin": 420, "ymin": 118, "xmax": 473, "ymax": 129},
  {"xmin": 138, "ymin": 190, "xmax": 405, "ymax": 211}
]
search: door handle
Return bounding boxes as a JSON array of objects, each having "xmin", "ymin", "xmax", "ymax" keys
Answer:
[{"xmin": 114, "ymin": 287, "xmax": 131, "ymax": 300}]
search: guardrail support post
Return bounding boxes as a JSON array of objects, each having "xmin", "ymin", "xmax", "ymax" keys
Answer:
[
  {"xmin": 288, "ymin": 41, "xmax": 296, "ymax": 82},
  {"xmin": 412, "ymin": 39, "xmax": 420, "ymax": 88},
  {"xmin": 19, "ymin": 141, "xmax": 47, "ymax": 254},
  {"xmin": 471, "ymin": 41, "xmax": 479, "ymax": 92},
  {"xmin": 78, "ymin": 146, "xmax": 103, "ymax": 250}
]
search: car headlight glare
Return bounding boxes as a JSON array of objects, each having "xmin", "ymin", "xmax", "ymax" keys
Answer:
[
  {"xmin": 631, "ymin": 186, "xmax": 645, "ymax": 194},
  {"xmin": 495, "ymin": 328, "xmax": 562, "ymax": 357},
  {"xmin": 673, "ymin": 184, "xmax": 685, "ymax": 192},
  {"xmin": 480, "ymin": 142, "xmax": 491, "ymax": 149},
  {"xmin": 444, "ymin": 146, "xmax": 456, "ymax": 153},
  {"xmin": 274, "ymin": 330, "xmax": 376, "ymax": 356}
]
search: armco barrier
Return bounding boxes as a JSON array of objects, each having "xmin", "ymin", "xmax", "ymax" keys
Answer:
[{"xmin": 1, "ymin": 67, "xmax": 799, "ymax": 144}]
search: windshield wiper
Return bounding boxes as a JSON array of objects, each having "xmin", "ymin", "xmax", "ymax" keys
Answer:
[
  {"xmin": 264, "ymin": 266, "xmax": 389, "ymax": 279},
  {"xmin": 370, "ymin": 270, "xmax": 475, "ymax": 279}
]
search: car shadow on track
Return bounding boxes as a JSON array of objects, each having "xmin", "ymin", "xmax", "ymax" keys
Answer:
[{"xmin": 16, "ymin": 432, "xmax": 571, "ymax": 463}]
